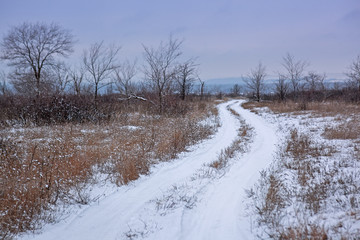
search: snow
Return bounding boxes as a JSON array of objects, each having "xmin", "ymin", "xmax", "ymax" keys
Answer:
[
  {"xmin": 174, "ymin": 103, "xmax": 277, "ymax": 240},
  {"xmin": 20, "ymin": 100, "xmax": 273, "ymax": 240},
  {"xmin": 19, "ymin": 99, "xmax": 357, "ymax": 239},
  {"xmin": 244, "ymin": 104, "xmax": 360, "ymax": 238}
]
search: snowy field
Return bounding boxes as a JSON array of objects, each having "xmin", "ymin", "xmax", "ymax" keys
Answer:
[
  {"xmin": 18, "ymin": 100, "xmax": 359, "ymax": 239},
  {"xmin": 245, "ymin": 102, "xmax": 360, "ymax": 239}
]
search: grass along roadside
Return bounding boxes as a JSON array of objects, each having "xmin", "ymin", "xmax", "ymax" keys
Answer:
[{"xmin": 0, "ymin": 101, "xmax": 219, "ymax": 239}]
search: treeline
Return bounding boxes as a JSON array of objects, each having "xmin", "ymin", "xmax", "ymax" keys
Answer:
[
  {"xmin": 1, "ymin": 22, "xmax": 359, "ymax": 124},
  {"xmin": 0, "ymin": 22, "xmax": 214, "ymax": 127},
  {"xmin": 239, "ymin": 53, "xmax": 360, "ymax": 103}
]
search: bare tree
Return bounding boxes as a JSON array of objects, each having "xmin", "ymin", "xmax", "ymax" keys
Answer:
[
  {"xmin": 244, "ymin": 62, "xmax": 266, "ymax": 102},
  {"xmin": 304, "ymin": 71, "xmax": 326, "ymax": 101},
  {"xmin": 210, "ymin": 85, "xmax": 224, "ymax": 99},
  {"xmin": 68, "ymin": 65, "xmax": 85, "ymax": 96},
  {"xmin": 51, "ymin": 61, "xmax": 70, "ymax": 95},
  {"xmin": 10, "ymin": 68, "xmax": 54, "ymax": 96},
  {"xmin": 230, "ymin": 83, "xmax": 241, "ymax": 97},
  {"xmin": 275, "ymin": 74, "xmax": 289, "ymax": 101},
  {"xmin": 143, "ymin": 36, "xmax": 182, "ymax": 113},
  {"xmin": 114, "ymin": 59, "xmax": 137, "ymax": 98},
  {"xmin": 0, "ymin": 22, "xmax": 74, "ymax": 97},
  {"xmin": 83, "ymin": 41, "xmax": 121, "ymax": 103},
  {"xmin": 281, "ymin": 53, "xmax": 307, "ymax": 98},
  {"xmin": 0, "ymin": 70, "xmax": 10, "ymax": 95},
  {"xmin": 199, "ymin": 78, "xmax": 205, "ymax": 100},
  {"xmin": 304, "ymin": 71, "xmax": 325, "ymax": 92},
  {"xmin": 176, "ymin": 58, "xmax": 198, "ymax": 100},
  {"xmin": 346, "ymin": 55, "xmax": 360, "ymax": 94}
]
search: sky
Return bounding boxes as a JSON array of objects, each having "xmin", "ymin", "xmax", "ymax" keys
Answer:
[{"xmin": 0, "ymin": 0, "xmax": 359, "ymax": 80}]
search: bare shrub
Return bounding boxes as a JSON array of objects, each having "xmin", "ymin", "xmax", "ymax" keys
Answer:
[{"xmin": 0, "ymin": 95, "xmax": 123, "ymax": 127}]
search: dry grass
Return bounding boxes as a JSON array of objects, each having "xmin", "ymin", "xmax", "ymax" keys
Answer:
[
  {"xmin": 323, "ymin": 118, "xmax": 360, "ymax": 140},
  {"xmin": 209, "ymin": 106, "xmax": 253, "ymax": 171},
  {"xmin": 0, "ymin": 100, "xmax": 218, "ymax": 238},
  {"xmin": 285, "ymin": 129, "xmax": 335, "ymax": 161},
  {"xmin": 242, "ymin": 100, "xmax": 360, "ymax": 117},
  {"xmin": 0, "ymin": 137, "xmax": 94, "ymax": 238}
]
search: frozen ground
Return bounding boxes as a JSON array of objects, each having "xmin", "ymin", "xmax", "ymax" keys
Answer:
[{"xmin": 19, "ymin": 99, "xmax": 279, "ymax": 240}]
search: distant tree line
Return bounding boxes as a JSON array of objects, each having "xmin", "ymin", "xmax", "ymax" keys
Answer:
[
  {"xmin": 1, "ymin": 22, "xmax": 359, "ymax": 116},
  {"xmin": 240, "ymin": 53, "xmax": 360, "ymax": 103},
  {"xmin": 0, "ymin": 22, "xmax": 204, "ymax": 120}
]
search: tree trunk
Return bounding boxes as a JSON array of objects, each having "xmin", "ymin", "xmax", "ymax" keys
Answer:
[
  {"xmin": 158, "ymin": 91, "xmax": 163, "ymax": 114},
  {"xmin": 180, "ymin": 80, "xmax": 186, "ymax": 101}
]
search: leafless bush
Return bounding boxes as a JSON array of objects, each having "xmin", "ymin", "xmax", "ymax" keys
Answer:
[{"xmin": 0, "ymin": 95, "xmax": 124, "ymax": 127}]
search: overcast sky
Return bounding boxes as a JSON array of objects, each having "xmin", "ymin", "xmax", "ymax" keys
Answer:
[{"xmin": 0, "ymin": 0, "xmax": 359, "ymax": 80}]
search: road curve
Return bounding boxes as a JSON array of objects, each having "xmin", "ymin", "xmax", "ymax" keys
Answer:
[
  {"xmin": 178, "ymin": 101, "xmax": 278, "ymax": 240},
  {"xmin": 22, "ymin": 100, "xmax": 243, "ymax": 240}
]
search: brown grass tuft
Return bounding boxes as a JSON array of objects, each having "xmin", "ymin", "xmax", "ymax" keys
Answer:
[{"xmin": 323, "ymin": 119, "xmax": 360, "ymax": 140}]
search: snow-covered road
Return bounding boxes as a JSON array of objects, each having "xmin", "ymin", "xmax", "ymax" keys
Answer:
[
  {"xmin": 22, "ymin": 100, "xmax": 278, "ymax": 240},
  {"xmin": 177, "ymin": 103, "xmax": 278, "ymax": 240}
]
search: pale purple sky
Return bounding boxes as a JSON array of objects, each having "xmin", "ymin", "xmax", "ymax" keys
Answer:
[{"xmin": 1, "ymin": 0, "xmax": 359, "ymax": 80}]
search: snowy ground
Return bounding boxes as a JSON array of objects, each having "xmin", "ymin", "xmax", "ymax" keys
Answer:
[
  {"xmin": 19, "ymin": 100, "xmax": 279, "ymax": 240},
  {"xmin": 245, "ymin": 103, "xmax": 360, "ymax": 238},
  {"xmin": 19, "ymin": 99, "xmax": 359, "ymax": 239}
]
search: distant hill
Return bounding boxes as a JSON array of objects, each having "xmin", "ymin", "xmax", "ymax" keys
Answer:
[
  {"xmin": 200, "ymin": 77, "xmax": 347, "ymax": 94},
  {"xmin": 205, "ymin": 77, "xmax": 243, "ymax": 86}
]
